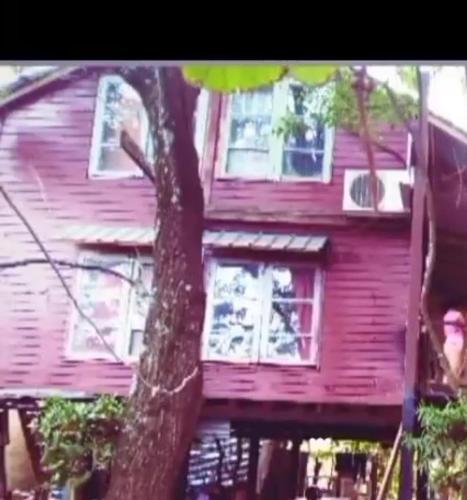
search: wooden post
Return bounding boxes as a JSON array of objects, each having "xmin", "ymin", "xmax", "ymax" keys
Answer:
[
  {"xmin": 377, "ymin": 424, "xmax": 403, "ymax": 500},
  {"xmin": 370, "ymin": 455, "xmax": 378, "ymax": 500},
  {"xmin": 0, "ymin": 409, "xmax": 10, "ymax": 500},
  {"xmin": 400, "ymin": 70, "xmax": 430, "ymax": 500},
  {"xmin": 416, "ymin": 466, "xmax": 428, "ymax": 500},
  {"xmin": 174, "ymin": 451, "xmax": 190, "ymax": 500},
  {"xmin": 247, "ymin": 437, "xmax": 260, "ymax": 500},
  {"xmin": 289, "ymin": 439, "xmax": 301, "ymax": 499}
]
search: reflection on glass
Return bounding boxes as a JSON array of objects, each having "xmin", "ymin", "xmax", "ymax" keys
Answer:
[{"xmin": 208, "ymin": 264, "xmax": 260, "ymax": 359}]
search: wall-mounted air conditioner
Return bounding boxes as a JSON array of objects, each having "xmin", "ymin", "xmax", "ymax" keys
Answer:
[{"xmin": 342, "ymin": 168, "xmax": 413, "ymax": 214}]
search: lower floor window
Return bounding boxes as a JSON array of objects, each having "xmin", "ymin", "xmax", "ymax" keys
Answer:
[
  {"xmin": 68, "ymin": 251, "xmax": 152, "ymax": 360},
  {"xmin": 203, "ymin": 259, "xmax": 323, "ymax": 364}
]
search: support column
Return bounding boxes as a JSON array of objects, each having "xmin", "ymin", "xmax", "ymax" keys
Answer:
[
  {"xmin": 416, "ymin": 463, "xmax": 428, "ymax": 500},
  {"xmin": 289, "ymin": 439, "xmax": 301, "ymax": 499},
  {"xmin": 0, "ymin": 409, "xmax": 10, "ymax": 500},
  {"xmin": 399, "ymin": 394, "xmax": 417, "ymax": 500},
  {"xmin": 174, "ymin": 451, "xmax": 190, "ymax": 500},
  {"xmin": 247, "ymin": 437, "xmax": 260, "ymax": 500}
]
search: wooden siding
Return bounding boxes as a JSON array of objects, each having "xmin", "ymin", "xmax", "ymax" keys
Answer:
[
  {"xmin": 203, "ymin": 93, "xmax": 410, "ymax": 222},
  {"xmin": 203, "ymin": 225, "xmax": 409, "ymax": 405},
  {"xmin": 0, "ymin": 71, "xmax": 409, "ymax": 407}
]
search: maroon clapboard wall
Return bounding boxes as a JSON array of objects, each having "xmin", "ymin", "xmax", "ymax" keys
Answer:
[{"xmin": 0, "ymin": 69, "xmax": 410, "ymax": 405}]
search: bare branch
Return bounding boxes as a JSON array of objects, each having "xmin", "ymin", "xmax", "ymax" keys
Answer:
[
  {"xmin": 354, "ymin": 67, "xmax": 379, "ymax": 211},
  {"xmin": 0, "ymin": 183, "xmax": 160, "ymax": 392},
  {"xmin": 120, "ymin": 130, "xmax": 156, "ymax": 185},
  {"xmin": 149, "ymin": 366, "xmax": 199, "ymax": 397},
  {"xmin": 0, "ymin": 183, "xmax": 128, "ymax": 365},
  {"xmin": 416, "ymin": 68, "xmax": 461, "ymax": 393},
  {"xmin": 0, "ymin": 257, "xmax": 135, "ymax": 285},
  {"xmin": 347, "ymin": 129, "xmax": 407, "ymax": 166}
]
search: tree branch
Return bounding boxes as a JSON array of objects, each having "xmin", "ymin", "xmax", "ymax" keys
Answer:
[
  {"xmin": 354, "ymin": 67, "xmax": 379, "ymax": 211},
  {"xmin": 0, "ymin": 257, "xmax": 136, "ymax": 284},
  {"xmin": 120, "ymin": 130, "xmax": 156, "ymax": 185},
  {"xmin": 416, "ymin": 69, "xmax": 461, "ymax": 393},
  {"xmin": 381, "ymin": 81, "xmax": 416, "ymax": 139},
  {"xmin": 347, "ymin": 129, "xmax": 407, "ymax": 166},
  {"xmin": 0, "ymin": 183, "xmax": 162, "ymax": 393},
  {"xmin": 0, "ymin": 184, "xmax": 128, "ymax": 365}
]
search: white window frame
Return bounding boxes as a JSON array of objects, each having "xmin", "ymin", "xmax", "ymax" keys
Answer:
[
  {"xmin": 89, "ymin": 75, "xmax": 150, "ymax": 180},
  {"xmin": 220, "ymin": 80, "xmax": 334, "ymax": 183},
  {"xmin": 202, "ymin": 258, "xmax": 324, "ymax": 366},
  {"xmin": 194, "ymin": 89, "xmax": 210, "ymax": 161},
  {"xmin": 66, "ymin": 250, "xmax": 153, "ymax": 361}
]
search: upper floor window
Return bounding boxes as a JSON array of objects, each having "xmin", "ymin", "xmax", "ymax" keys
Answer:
[
  {"xmin": 67, "ymin": 251, "xmax": 152, "ymax": 360},
  {"xmin": 221, "ymin": 80, "xmax": 334, "ymax": 182},
  {"xmin": 203, "ymin": 259, "xmax": 323, "ymax": 365},
  {"xmin": 89, "ymin": 75, "xmax": 150, "ymax": 179}
]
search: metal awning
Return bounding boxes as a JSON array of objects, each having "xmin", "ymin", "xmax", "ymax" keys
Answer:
[
  {"xmin": 60, "ymin": 225, "xmax": 327, "ymax": 253},
  {"xmin": 204, "ymin": 230, "xmax": 328, "ymax": 253},
  {"xmin": 60, "ymin": 224, "xmax": 155, "ymax": 245}
]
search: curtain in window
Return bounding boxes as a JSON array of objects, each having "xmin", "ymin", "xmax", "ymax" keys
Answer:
[{"xmin": 291, "ymin": 267, "xmax": 314, "ymax": 360}]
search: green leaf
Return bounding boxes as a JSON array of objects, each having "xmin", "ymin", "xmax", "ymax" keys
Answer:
[
  {"xmin": 182, "ymin": 64, "xmax": 286, "ymax": 92},
  {"xmin": 289, "ymin": 65, "xmax": 339, "ymax": 85}
]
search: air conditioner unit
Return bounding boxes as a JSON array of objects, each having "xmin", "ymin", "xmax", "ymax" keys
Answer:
[{"xmin": 342, "ymin": 168, "xmax": 413, "ymax": 214}]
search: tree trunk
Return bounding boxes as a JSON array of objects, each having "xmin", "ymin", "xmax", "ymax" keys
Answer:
[{"xmin": 105, "ymin": 67, "xmax": 205, "ymax": 500}]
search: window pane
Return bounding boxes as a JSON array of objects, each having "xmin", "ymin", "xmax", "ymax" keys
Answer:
[
  {"xmin": 207, "ymin": 263, "xmax": 261, "ymax": 360},
  {"xmin": 267, "ymin": 302, "xmax": 314, "ymax": 361},
  {"xmin": 272, "ymin": 266, "xmax": 314, "ymax": 300},
  {"xmin": 94, "ymin": 76, "xmax": 148, "ymax": 175},
  {"xmin": 70, "ymin": 257, "xmax": 132, "ymax": 356},
  {"xmin": 282, "ymin": 83, "xmax": 327, "ymax": 178},
  {"xmin": 226, "ymin": 150, "xmax": 271, "ymax": 177},
  {"xmin": 266, "ymin": 266, "xmax": 315, "ymax": 362},
  {"xmin": 96, "ymin": 146, "xmax": 141, "ymax": 174},
  {"xmin": 266, "ymin": 333, "xmax": 313, "ymax": 361},
  {"xmin": 128, "ymin": 262, "xmax": 153, "ymax": 357},
  {"xmin": 226, "ymin": 89, "xmax": 273, "ymax": 176},
  {"xmin": 270, "ymin": 301, "xmax": 313, "ymax": 335}
]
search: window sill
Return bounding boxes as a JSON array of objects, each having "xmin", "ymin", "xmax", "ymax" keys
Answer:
[
  {"xmin": 64, "ymin": 352, "xmax": 133, "ymax": 364},
  {"xmin": 88, "ymin": 172, "xmax": 145, "ymax": 181},
  {"xmin": 202, "ymin": 358, "xmax": 319, "ymax": 369},
  {"xmin": 214, "ymin": 174, "xmax": 331, "ymax": 184}
]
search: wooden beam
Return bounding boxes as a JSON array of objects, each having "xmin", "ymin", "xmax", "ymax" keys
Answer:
[
  {"xmin": 416, "ymin": 467, "xmax": 428, "ymax": 500},
  {"xmin": 247, "ymin": 437, "xmax": 259, "ymax": 500},
  {"xmin": 289, "ymin": 439, "xmax": 301, "ymax": 499},
  {"xmin": 120, "ymin": 130, "xmax": 155, "ymax": 184},
  {"xmin": 0, "ymin": 410, "xmax": 10, "ymax": 500},
  {"xmin": 376, "ymin": 423, "xmax": 403, "ymax": 500},
  {"xmin": 400, "ymin": 72, "xmax": 430, "ymax": 500},
  {"xmin": 18, "ymin": 409, "xmax": 47, "ymax": 484}
]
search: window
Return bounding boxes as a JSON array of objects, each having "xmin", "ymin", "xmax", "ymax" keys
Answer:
[
  {"xmin": 222, "ymin": 80, "xmax": 334, "ymax": 181},
  {"xmin": 67, "ymin": 251, "xmax": 152, "ymax": 360},
  {"xmin": 89, "ymin": 75, "xmax": 150, "ymax": 179},
  {"xmin": 203, "ymin": 260, "xmax": 323, "ymax": 365}
]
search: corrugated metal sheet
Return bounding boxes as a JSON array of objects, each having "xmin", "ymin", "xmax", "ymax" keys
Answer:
[
  {"xmin": 60, "ymin": 224, "xmax": 155, "ymax": 245},
  {"xmin": 204, "ymin": 230, "xmax": 328, "ymax": 253},
  {"xmin": 60, "ymin": 225, "xmax": 327, "ymax": 253}
]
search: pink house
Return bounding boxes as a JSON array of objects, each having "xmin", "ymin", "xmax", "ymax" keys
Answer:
[{"xmin": 0, "ymin": 66, "xmax": 430, "ymax": 498}]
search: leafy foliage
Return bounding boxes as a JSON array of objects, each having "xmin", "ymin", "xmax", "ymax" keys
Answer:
[
  {"xmin": 182, "ymin": 64, "xmax": 339, "ymax": 92},
  {"xmin": 183, "ymin": 64, "xmax": 419, "ymax": 150},
  {"xmin": 33, "ymin": 395, "xmax": 126, "ymax": 487},
  {"xmin": 275, "ymin": 68, "xmax": 419, "ymax": 142},
  {"xmin": 406, "ymin": 397, "xmax": 467, "ymax": 497},
  {"xmin": 288, "ymin": 65, "xmax": 338, "ymax": 84},
  {"xmin": 182, "ymin": 65, "xmax": 286, "ymax": 92}
]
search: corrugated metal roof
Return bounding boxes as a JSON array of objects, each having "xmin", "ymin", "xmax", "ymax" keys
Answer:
[
  {"xmin": 204, "ymin": 230, "xmax": 328, "ymax": 253},
  {"xmin": 60, "ymin": 224, "xmax": 155, "ymax": 245},
  {"xmin": 60, "ymin": 225, "xmax": 327, "ymax": 253}
]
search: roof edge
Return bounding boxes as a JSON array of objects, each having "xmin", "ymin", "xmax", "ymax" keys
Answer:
[{"xmin": 0, "ymin": 66, "xmax": 82, "ymax": 113}]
